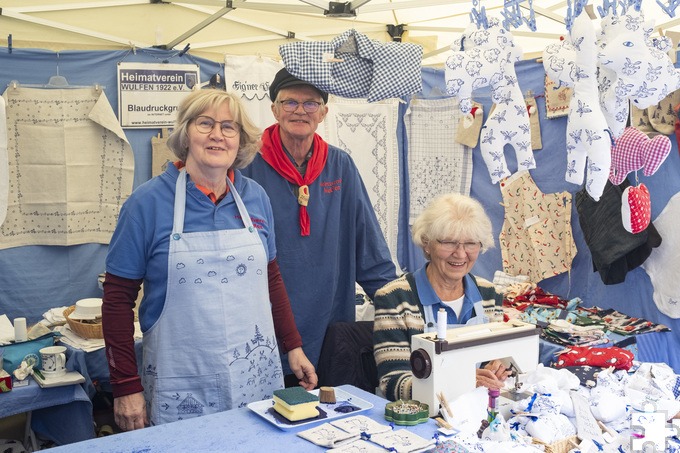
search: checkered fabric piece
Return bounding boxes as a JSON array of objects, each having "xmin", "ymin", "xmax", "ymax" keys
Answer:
[
  {"xmin": 279, "ymin": 29, "xmax": 422, "ymax": 102},
  {"xmin": 609, "ymin": 126, "xmax": 672, "ymax": 185}
]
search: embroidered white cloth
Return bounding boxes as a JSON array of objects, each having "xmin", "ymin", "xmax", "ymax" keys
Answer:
[
  {"xmin": 642, "ymin": 192, "xmax": 680, "ymax": 318},
  {"xmin": 224, "ymin": 55, "xmax": 282, "ymax": 130},
  {"xmin": 0, "ymin": 95, "xmax": 7, "ymax": 227},
  {"xmin": 321, "ymin": 95, "xmax": 400, "ymax": 266},
  {"xmin": 0, "ymin": 87, "xmax": 134, "ymax": 250},
  {"xmin": 405, "ymin": 97, "xmax": 472, "ymax": 225}
]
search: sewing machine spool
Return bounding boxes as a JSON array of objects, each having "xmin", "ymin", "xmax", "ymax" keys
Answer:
[{"xmin": 410, "ymin": 320, "xmax": 540, "ymax": 417}]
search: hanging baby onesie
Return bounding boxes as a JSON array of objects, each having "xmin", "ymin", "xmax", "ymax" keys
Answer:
[
  {"xmin": 499, "ymin": 171, "xmax": 576, "ymax": 283},
  {"xmin": 0, "ymin": 86, "xmax": 133, "ymax": 250},
  {"xmin": 321, "ymin": 96, "xmax": 400, "ymax": 266}
]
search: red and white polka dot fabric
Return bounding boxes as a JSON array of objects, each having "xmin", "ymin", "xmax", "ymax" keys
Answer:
[
  {"xmin": 553, "ymin": 346, "xmax": 634, "ymax": 371},
  {"xmin": 621, "ymin": 183, "xmax": 651, "ymax": 234}
]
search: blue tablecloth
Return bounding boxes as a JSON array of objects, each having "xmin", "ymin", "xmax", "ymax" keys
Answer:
[
  {"xmin": 0, "ymin": 377, "xmax": 94, "ymax": 445},
  {"xmin": 47, "ymin": 385, "xmax": 439, "ymax": 453},
  {"xmin": 64, "ymin": 341, "xmax": 143, "ymax": 398}
]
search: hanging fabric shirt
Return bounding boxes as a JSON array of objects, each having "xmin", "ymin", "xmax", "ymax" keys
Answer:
[
  {"xmin": 576, "ymin": 179, "xmax": 661, "ymax": 285},
  {"xmin": 499, "ymin": 171, "xmax": 576, "ymax": 283},
  {"xmin": 279, "ymin": 29, "xmax": 423, "ymax": 102}
]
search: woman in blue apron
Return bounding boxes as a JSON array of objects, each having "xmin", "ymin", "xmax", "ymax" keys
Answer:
[
  {"xmin": 373, "ymin": 193, "xmax": 510, "ymax": 402},
  {"xmin": 102, "ymin": 89, "xmax": 317, "ymax": 431}
]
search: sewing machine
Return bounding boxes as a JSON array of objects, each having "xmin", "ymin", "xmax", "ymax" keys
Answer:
[{"xmin": 410, "ymin": 320, "xmax": 539, "ymax": 417}]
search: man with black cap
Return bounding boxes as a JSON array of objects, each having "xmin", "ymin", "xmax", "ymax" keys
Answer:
[{"xmin": 242, "ymin": 68, "xmax": 397, "ymax": 387}]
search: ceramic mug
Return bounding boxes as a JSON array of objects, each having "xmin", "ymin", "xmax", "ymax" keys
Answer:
[{"xmin": 39, "ymin": 345, "xmax": 67, "ymax": 377}]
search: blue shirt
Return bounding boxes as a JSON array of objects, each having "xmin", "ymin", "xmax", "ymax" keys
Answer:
[
  {"xmin": 106, "ymin": 164, "xmax": 276, "ymax": 331},
  {"xmin": 413, "ymin": 264, "xmax": 484, "ymax": 325},
  {"xmin": 242, "ymin": 143, "xmax": 397, "ymax": 370}
]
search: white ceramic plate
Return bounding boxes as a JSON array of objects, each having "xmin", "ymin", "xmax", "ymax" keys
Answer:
[{"xmin": 247, "ymin": 387, "xmax": 374, "ymax": 431}]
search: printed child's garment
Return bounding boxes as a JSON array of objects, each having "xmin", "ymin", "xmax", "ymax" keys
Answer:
[{"xmin": 499, "ymin": 171, "xmax": 576, "ymax": 283}]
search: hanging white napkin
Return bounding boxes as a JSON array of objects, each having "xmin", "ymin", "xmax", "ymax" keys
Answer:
[{"xmin": 0, "ymin": 314, "xmax": 15, "ymax": 345}]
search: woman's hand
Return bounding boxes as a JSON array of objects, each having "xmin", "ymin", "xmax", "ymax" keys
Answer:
[
  {"xmin": 475, "ymin": 360, "xmax": 511, "ymax": 390},
  {"xmin": 114, "ymin": 392, "xmax": 148, "ymax": 431},
  {"xmin": 287, "ymin": 347, "xmax": 318, "ymax": 390}
]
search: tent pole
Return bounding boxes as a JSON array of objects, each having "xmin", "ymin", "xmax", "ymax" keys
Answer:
[{"xmin": 162, "ymin": 5, "xmax": 233, "ymax": 50}]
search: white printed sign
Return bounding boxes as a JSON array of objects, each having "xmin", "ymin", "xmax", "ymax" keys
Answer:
[{"xmin": 117, "ymin": 62, "xmax": 200, "ymax": 128}]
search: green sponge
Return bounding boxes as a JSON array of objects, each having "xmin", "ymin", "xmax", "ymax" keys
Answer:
[{"xmin": 273, "ymin": 386, "xmax": 319, "ymax": 405}]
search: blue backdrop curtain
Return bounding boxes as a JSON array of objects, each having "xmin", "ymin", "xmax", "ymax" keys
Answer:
[{"xmin": 0, "ymin": 47, "xmax": 678, "ymax": 371}]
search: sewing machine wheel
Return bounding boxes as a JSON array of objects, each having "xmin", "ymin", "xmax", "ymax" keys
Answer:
[{"xmin": 410, "ymin": 349, "xmax": 432, "ymax": 379}]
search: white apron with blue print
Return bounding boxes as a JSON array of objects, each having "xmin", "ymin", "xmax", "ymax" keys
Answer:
[{"xmin": 142, "ymin": 169, "xmax": 283, "ymax": 426}]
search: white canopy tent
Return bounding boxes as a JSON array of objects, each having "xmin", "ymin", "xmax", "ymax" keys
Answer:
[{"xmin": 2, "ymin": 0, "xmax": 680, "ymax": 65}]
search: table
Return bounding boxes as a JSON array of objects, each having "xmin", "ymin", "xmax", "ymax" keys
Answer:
[
  {"xmin": 47, "ymin": 385, "xmax": 440, "ymax": 453},
  {"xmin": 0, "ymin": 376, "xmax": 94, "ymax": 447}
]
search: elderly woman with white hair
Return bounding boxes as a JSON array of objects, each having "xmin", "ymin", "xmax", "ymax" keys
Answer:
[{"xmin": 373, "ymin": 193, "xmax": 509, "ymax": 402}]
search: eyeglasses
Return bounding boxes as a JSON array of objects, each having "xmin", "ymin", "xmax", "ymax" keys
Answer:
[
  {"xmin": 436, "ymin": 240, "xmax": 482, "ymax": 253},
  {"xmin": 278, "ymin": 99, "xmax": 323, "ymax": 113},
  {"xmin": 193, "ymin": 116, "xmax": 241, "ymax": 138}
]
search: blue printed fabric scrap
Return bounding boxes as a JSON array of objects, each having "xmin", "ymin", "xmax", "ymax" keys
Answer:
[{"xmin": 279, "ymin": 29, "xmax": 423, "ymax": 102}]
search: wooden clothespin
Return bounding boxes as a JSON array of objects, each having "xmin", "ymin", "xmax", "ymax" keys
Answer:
[
  {"xmin": 434, "ymin": 417, "xmax": 452, "ymax": 430},
  {"xmin": 437, "ymin": 391, "xmax": 453, "ymax": 421}
]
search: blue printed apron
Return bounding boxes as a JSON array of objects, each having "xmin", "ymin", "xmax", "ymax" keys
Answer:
[{"xmin": 142, "ymin": 169, "xmax": 283, "ymax": 426}]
